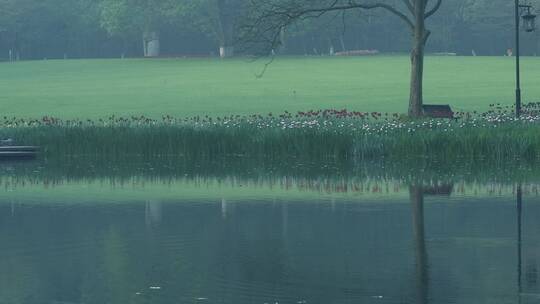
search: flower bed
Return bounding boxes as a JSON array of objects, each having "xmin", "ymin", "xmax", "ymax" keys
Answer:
[{"xmin": 1, "ymin": 104, "xmax": 540, "ymax": 162}]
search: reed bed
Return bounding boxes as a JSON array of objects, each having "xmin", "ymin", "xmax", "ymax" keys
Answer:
[
  {"xmin": 2, "ymin": 104, "xmax": 540, "ymax": 163},
  {"xmin": 2, "ymin": 155, "xmax": 539, "ymax": 184}
]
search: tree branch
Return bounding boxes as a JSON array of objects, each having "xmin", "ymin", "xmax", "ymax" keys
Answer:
[
  {"xmin": 283, "ymin": 2, "xmax": 414, "ymax": 31},
  {"xmin": 422, "ymin": 30, "xmax": 431, "ymax": 44},
  {"xmin": 401, "ymin": 0, "xmax": 414, "ymax": 14},
  {"xmin": 240, "ymin": 0, "xmax": 421, "ymax": 56},
  {"xmin": 424, "ymin": 0, "xmax": 442, "ymax": 19}
]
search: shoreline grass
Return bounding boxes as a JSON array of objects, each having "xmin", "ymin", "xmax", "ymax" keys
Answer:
[{"xmin": 2, "ymin": 106, "xmax": 540, "ymax": 164}]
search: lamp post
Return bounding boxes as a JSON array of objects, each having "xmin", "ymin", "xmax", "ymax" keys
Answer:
[
  {"xmin": 517, "ymin": 184, "xmax": 523, "ymax": 296},
  {"xmin": 515, "ymin": 1, "xmax": 537, "ymax": 117}
]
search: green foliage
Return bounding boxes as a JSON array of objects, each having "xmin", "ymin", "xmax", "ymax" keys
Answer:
[
  {"xmin": 1, "ymin": 0, "xmax": 538, "ymax": 59},
  {"xmin": 99, "ymin": 0, "xmax": 186, "ymax": 37},
  {"xmin": 96, "ymin": 0, "xmax": 249, "ymax": 54}
]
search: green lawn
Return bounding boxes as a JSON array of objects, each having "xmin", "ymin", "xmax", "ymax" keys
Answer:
[{"xmin": 1, "ymin": 56, "xmax": 539, "ymax": 119}]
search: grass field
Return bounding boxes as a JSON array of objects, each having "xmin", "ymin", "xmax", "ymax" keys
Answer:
[{"xmin": 1, "ymin": 56, "xmax": 540, "ymax": 119}]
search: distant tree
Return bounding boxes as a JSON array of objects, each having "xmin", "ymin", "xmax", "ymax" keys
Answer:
[
  {"xmin": 0, "ymin": 0, "xmax": 116, "ymax": 60},
  {"xmin": 0, "ymin": 0, "xmax": 37, "ymax": 60},
  {"xmin": 462, "ymin": 0, "xmax": 513, "ymax": 55},
  {"xmin": 278, "ymin": 10, "xmax": 401, "ymax": 55},
  {"xmin": 99, "ymin": 0, "xmax": 185, "ymax": 57},
  {"xmin": 48, "ymin": 0, "xmax": 104, "ymax": 58},
  {"xmin": 215, "ymin": 0, "xmax": 246, "ymax": 57},
  {"xmin": 242, "ymin": 0, "xmax": 443, "ymax": 117},
  {"xmin": 425, "ymin": 0, "xmax": 468, "ymax": 54},
  {"xmin": 187, "ymin": 0, "xmax": 247, "ymax": 57},
  {"xmin": 2, "ymin": 0, "xmax": 537, "ymax": 60}
]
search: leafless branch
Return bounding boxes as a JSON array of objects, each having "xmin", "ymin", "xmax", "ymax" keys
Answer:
[
  {"xmin": 401, "ymin": 0, "xmax": 414, "ymax": 14},
  {"xmin": 239, "ymin": 0, "xmax": 418, "ymax": 56},
  {"xmin": 255, "ymin": 55, "xmax": 276, "ymax": 78},
  {"xmin": 425, "ymin": 0, "xmax": 443, "ymax": 19},
  {"xmin": 275, "ymin": 2, "xmax": 414, "ymax": 30}
]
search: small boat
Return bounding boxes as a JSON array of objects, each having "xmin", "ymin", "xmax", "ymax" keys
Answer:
[{"xmin": 0, "ymin": 146, "xmax": 39, "ymax": 159}]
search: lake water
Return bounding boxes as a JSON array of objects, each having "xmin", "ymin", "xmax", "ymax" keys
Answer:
[{"xmin": 1, "ymin": 162, "xmax": 540, "ymax": 304}]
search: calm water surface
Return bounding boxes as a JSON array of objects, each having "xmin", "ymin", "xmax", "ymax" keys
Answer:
[{"xmin": 1, "ymin": 167, "xmax": 539, "ymax": 303}]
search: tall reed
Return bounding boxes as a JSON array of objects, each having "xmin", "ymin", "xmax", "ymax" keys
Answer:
[{"xmin": 1, "ymin": 105, "xmax": 540, "ymax": 163}]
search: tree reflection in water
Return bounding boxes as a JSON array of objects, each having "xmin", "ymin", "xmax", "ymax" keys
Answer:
[{"xmin": 410, "ymin": 185, "xmax": 429, "ymax": 304}]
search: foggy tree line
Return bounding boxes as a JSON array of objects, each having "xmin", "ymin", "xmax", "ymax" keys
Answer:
[{"xmin": 0, "ymin": 0, "xmax": 539, "ymax": 61}]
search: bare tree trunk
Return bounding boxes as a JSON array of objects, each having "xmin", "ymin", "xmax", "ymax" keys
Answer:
[
  {"xmin": 409, "ymin": 2, "xmax": 427, "ymax": 117},
  {"xmin": 339, "ymin": 34, "xmax": 346, "ymax": 52},
  {"xmin": 142, "ymin": 35, "xmax": 147, "ymax": 57},
  {"xmin": 409, "ymin": 38, "xmax": 425, "ymax": 117}
]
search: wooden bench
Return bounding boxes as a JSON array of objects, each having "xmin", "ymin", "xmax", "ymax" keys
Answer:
[
  {"xmin": 422, "ymin": 184, "xmax": 454, "ymax": 196},
  {"xmin": 422, "ymin": 104, "xmax": 454, "ymax": 119}
]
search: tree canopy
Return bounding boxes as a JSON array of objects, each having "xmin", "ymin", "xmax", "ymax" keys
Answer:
[{"xmin": 0, "ymin": 0, "xmax": 537, "ymax": 60}]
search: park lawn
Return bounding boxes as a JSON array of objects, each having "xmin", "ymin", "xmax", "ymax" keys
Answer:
[{"xmin": 0, "ymin": 56, "xmax": 539, "ymax": 119}]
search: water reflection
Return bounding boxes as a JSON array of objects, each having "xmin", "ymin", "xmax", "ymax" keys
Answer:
[
  {"xmin": 518, "ymin": 184, "xmax": 523, "ymax": 302},
  {"xmin": 1, "ymin": 167, "xmax": 540, "ymax": 303},
  {"xmin": 516, "ymin": 184, "xmax": 540, "ymax": 302},
  {"xmin": 410, "ymin": 185, "xmax": 429, "ymax": 304},
  {"xmin": 145, "ymin": 200, "xmax": 162, "ymax": 227},
  {"xmin": 409, "ymin": 183, "xmax": 540, "ymax": 304}
]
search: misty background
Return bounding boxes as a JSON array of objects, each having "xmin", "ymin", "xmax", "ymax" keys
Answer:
[{"xmin": 0, "ymin": 0, "xmax": 539, "ymax": 61}]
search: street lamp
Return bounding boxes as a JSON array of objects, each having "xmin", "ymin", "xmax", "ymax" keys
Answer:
[{"xmin": 515, "ymin": 1, "xmax": 537, "ymax": 117}]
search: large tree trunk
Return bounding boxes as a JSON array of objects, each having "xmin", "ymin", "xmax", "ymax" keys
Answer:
[
  {"xmin": 409, "ymin": 39, "xmax": 425, "ymax": 117},
  {"xmin": 409, "ymin": 1, "xmax": 428, "ymax": 118}
]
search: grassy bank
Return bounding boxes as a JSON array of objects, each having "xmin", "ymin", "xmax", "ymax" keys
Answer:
[
  {"xmin": 1, "ymin": 56, "xmax": 540, "ymax": 118},
  {"xmin": 3, "ymin": 107, "xmax": 540, "ymax": 163}
]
